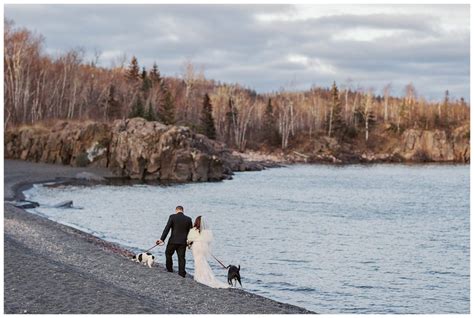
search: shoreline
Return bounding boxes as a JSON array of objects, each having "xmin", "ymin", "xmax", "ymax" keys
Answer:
[
  {"xmin": 4, "ymin": 159, "xmax": 313, "ymax": 314},
  {"xmin": 238, "ymin": 149, "xmax": 470, "ymax": 166},
  {"xmin": 10, "ymin": 158, "xmax": 468, "ymax": 208}
]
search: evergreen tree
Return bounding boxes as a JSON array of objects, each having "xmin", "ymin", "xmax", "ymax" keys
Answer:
[
  {"xmin": 200, "ymin": 93, "xmax": 216, "ymax": 139},
  {"xmin": 126, "ymin": 56, "xmax": 140, "ymax": 82},
  {"xmin": 150, "ymin": 62, "xmax": 162, "ymax": 85},
  {"xmin": 328, "ymin": 81, "xmax": 344, "ymax": 138},
  {"xmin": 106, "ymin": 85, "xmax": 122, "ymax": 120},
  {"xmin": 262, "ymin": 98, "xmax": 279, "ymax": 145},
  {"xmin": 128, "ymin": 97, "xmax": 145, "ymax": 118},
  {"xmin": 159, "ymin": 83, "xmax": 175, "ymax": 125},
  {"xmin": 144, "ymin": 103, "xmax": 156, "ymax": 121},
  {"xmin": 225, "ymin": 97, "xmax": 238, "ymax": 145},
  {"xmin": 140, "ymin": 67, "xmax": 152, "ymax": 93}
]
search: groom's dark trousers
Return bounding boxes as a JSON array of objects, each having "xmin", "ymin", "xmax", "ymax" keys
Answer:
[
  {"xmin": 165, "ymin": 243, "xmax": 187, "ymax": 277},
  {"xmin": 160, "ymin": 212, "xmax": 193, "ymax": 278}
]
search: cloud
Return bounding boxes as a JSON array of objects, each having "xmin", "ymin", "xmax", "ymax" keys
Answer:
[{"xmin": 4, "ymin": 4, "xmax": 470, "ymax": 100}]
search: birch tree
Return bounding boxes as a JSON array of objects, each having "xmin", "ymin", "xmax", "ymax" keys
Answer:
[
  {"xmin": 278, "ymin": 92, "xmax": 294, "ymax": 149},
  {"xmin": 383, "ymin": 83, "xmax": 391, "ymax": 122},
  {"xmin": 229, "ymin": 90, "xmax": 255, "ymax": 152}
]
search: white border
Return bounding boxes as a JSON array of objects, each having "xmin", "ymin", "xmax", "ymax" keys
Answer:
[{"xmin": 1, "ymin": 1, "xmax": 471, "ymax": 318}]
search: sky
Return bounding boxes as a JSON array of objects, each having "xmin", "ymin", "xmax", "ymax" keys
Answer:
[{"xmin": 4, "ymin": 4, "xmax": 470, "ymax": 101}]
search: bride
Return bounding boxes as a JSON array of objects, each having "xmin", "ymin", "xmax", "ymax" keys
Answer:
[{"xmin": 187, "ymin": 216, "xmax": 229, "ymax": 289}]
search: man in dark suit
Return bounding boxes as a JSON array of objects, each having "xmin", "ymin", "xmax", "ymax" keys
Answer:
[{"xmin": 156, "ymin": 206, "xmax": 193, "ymax": 277}]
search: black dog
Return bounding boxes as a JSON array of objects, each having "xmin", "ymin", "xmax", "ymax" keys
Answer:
[{"xmin": 227, "ymin": 265, "xmax": 242, "ymax": 287}]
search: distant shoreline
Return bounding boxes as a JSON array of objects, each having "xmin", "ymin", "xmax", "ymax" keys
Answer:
[
  {"xmin": 9, "ymin": 158, "xmax": 469, "ymax": 200},
  {"xmin": 4, "ymin": 159, "xmax": 313, "ymax": 314},
  {"xmin": 11, "ymin": 159, "xmax": 469, "ymax": 203}
]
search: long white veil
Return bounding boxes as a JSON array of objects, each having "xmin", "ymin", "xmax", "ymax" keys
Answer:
[
  {"xmin": 191, "ymin": 217, "xmax": 229, "ymax": 288},
  {"xmin": 199, "ymin": 217, "xmax": 214, "ymax": 257},
  {"xmin": 200, "ymin": 217, "xmax": 214, "ymax": 242}
]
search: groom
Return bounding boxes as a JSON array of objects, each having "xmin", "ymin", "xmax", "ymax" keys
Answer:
[{"xmin": 156, "ymin": 206, "xmax": 193, "ymax": 277}]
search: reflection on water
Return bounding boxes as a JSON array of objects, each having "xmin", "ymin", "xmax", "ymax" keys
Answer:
[{"xmin": 24, "ymin": 164, "xmax": 470, "ymax": 313}]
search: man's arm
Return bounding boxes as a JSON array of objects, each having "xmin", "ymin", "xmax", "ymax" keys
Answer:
[
  {"xmin": 160, "ymin": 216, "xmax": 173, "ymax": 241},
  {"xmin": 188, "ymin": 217, "xmax": 193, "ymax": 232}
]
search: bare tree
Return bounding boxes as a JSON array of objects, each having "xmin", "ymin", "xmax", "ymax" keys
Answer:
[
  {"xmin": 383, "ymin": 83, "xmax": 391, "ymax": 122},
  {"xmin": 278, "ymin": 91, "xmax": 294, "ymax": 149},
  {"xmin": 360, "ymin": 91, "xmax": 375, "ymax": 141},
  {"xmin": 229, "ymin": 90, "xmax": 255, "ymax": 152}
]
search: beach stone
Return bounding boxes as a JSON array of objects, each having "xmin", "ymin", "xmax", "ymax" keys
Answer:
[{"xmin": 75, "ymin": 172, "xmax": 105, "ymax": 181}]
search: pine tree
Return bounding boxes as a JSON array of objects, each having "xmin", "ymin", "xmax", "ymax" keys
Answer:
[
  {"xmin": 140, "ymin": 67, "xmax": 152, "ymax": 93},
  {"xmin": 328, "ymin": 81, "xmax": 344, "ymax": 138},
  {"xmin": 106, "ymin": 85, "xmax": 122, "ymax": 120},
  {"xmin": 150, "ymin": 62, "xmax": 162, "ymax": 85},
  {"xmin": 225, "ymin": 97, "xmax": 238, "ymax": 146},
  {"xmin": 262, "ymin": 98, "xmax": 279, "ymax": 145},
  {"xmin": 200, "ymin": 93, "xmax": 216, "ymax": 139},
  {"xmin": 126, "ymin": 56, "xmax": 140, "ymax": 82},
  {"xmin": 144, "ymin": 103, "xmax": 156, "ymax": 121},
  {"xmin": 396, "ymin": 99, "xmax": 408, "ymax": 133},
  {"xmin": 128, "ymin": 97, "xmax": 145, "ymax": 118},
  {"xmin": 159, "ymin": 83, "xmax": 175, "ymax": 125}
]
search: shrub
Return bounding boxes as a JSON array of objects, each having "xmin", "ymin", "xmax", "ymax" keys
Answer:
[
  {"xmin": 75, "ymin": 152, "xmax": 90, "ymax": 167},
  {"xmin": 344, "ymin": 126, "xmax": 358, "ymax": 139}
]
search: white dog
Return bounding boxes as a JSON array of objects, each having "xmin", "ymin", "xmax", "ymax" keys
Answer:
[{"xmin": 132, "ymin": 252, "xmax": 155, "ymax": 268}]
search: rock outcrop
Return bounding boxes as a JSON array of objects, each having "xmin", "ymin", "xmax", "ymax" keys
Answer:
[
  {"xmin": 251, "ymin": 125, "xmax": 470, "ymax": 165},
  {"xmin": 4, "ymin": 121, "xmax": 110, "ymax": 167},
  {"xmin": 393, "ymin": 124, "xmax": 470, "ymax": 163},
  {"xmin": 5, "ymin": 118, "xmax": 245, "ymax": 182},
  {"xmin": 107, "ymin": 119, "xmax": 229, "ymax": 182},
  {"xmin": 5, "ymin": 120, "xmax": 469, "ymax": 181}
]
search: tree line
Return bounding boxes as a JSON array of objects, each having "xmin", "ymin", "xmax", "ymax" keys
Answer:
[{"xmin": 4, "ymin": 20, "xmax": 470, "ymax": 152}]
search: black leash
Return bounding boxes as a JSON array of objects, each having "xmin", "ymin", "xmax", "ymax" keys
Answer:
[
  {"xmin": 211, "ymin": 253, "xmax": 229, "ymax": 269},
  {"xmin": 144, "ymin": 242, "xmax": 164, "ymax": 253}
]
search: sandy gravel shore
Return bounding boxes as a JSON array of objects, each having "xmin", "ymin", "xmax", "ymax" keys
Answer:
[{"xmin": 4, "ymin": 159, "xmax": 313, "ymax": 314}]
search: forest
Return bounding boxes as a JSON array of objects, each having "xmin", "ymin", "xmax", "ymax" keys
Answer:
[{"xmin": 4, "ymin": 20, "xmax": 470, "ymax": 154}]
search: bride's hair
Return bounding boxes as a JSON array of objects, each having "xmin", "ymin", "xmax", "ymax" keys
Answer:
[{"xmin": 194, "ymin": 215, "xmax": 202, "ymax": 233}]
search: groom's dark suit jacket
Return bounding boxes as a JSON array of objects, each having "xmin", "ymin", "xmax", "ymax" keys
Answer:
[{"xmin": 160, "ymin": 213, "xmax": 193, "ymax": 245}]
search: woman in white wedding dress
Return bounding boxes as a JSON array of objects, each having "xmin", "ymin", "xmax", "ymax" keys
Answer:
[{"xmin": 187, "ymin": 216, "xmax": 229, "ymax": 289}]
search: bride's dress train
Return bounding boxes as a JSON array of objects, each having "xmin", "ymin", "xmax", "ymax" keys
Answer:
[{"xmin": 187, "ymin": 227, "xmax": 229, "ymax": 289}]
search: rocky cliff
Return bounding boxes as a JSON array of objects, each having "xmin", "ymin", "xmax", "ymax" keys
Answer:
[
  {"xmin": 5, "ymin": 118, "xmax": 255, "ymax": 182},
  {"xmin": 392, "ymin": 124, "xmax": 470, "ymax": 163},
  {"xmin": 5, "ymin": 120, "xmax": 470, "ymax": 181},
  {"xmin": 270, "ymin": 125, "xmax": 470, "ymax": 164}
]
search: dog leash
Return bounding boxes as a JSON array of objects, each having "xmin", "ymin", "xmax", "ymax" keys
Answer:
[
  {"xmin": 144, "ymin": 242, "xmax": 164, "ymax": 253},
  {"xmin": 211, "ymin": 253, "xmax": 229, "ymax": 269}
]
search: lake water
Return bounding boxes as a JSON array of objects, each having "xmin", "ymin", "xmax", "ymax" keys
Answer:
[{"xmin": 23, "ymin": 164, "xmax": 470, "ymax": 314}]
